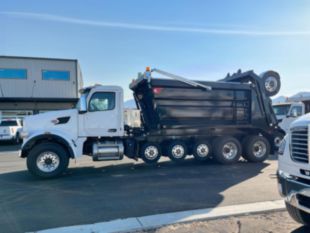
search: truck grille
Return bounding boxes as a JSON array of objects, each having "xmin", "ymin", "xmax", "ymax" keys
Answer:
[{"xmin": 291, "ymin": 127, "xmax": 309, "ymax": 163}]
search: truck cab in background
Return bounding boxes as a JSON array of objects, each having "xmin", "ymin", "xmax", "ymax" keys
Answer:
[{"xmin": 273, "ymin": 102, "xmax": 304, "ymax": 132}]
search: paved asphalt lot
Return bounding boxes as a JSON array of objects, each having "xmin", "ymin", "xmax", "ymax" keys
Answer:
[{"xmin": 0, "ymin": 144, "xmax": 282, "ymax": 233}]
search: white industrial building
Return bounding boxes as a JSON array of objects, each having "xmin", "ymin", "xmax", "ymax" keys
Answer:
[{"xmin": 0, "ymin": 56, "xmax": 83, "ymax": 118}]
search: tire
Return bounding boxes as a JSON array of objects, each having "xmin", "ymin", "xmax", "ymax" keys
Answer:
[
  {"xmin": 193, "ymin": 140, "xmax": 212, "ymax": 161},
  {"xmin": 243, "ymin": 136, "xmax": 270, "ymax": 163},
  {"xmin": 167, "ymin": 141, "xmax": 188, "ymax": 162},
  {"xmin": 286, "ymin": 202, "xmax": 310, "ymax": 225},
  {"xmin": 213, "ymin": 137, "xmax": 241, "ymax": 164},
  {"xmin": 140, "ymin": 142, "xmax": 161, "ymax": 165},
  {"xmin": 260, "ymin": 70, "xmax": 281, "ymax": 97},
  {"xmin": 26, "ymin": 142, "xmax": 69, "ymax": 179}
]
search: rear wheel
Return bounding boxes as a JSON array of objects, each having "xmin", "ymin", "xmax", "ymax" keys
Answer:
[
  {"xmin": 167, "ymin": 141, "xmax": 188, "ymax": 162},
  {"xmin": 286, "ymin": 202, "xmax": 310, "ymax": 225},
  {"xmin": 140, "ymin": 142, "xmax": 161, "ymax": 165},
  {"xmin": 193, "ymin": 141, "xmax": 212, "ymax": 161},
  {"xmin": 213, "ymin": 137, "xmax": 241, "ymax": 164},
  {"xmin": 27, "ymin": 142, "xmax": 69, "ymax": 179},
  {"xmin": 243, "ymin": 136, "xmax": 270, "ymax": 162}
]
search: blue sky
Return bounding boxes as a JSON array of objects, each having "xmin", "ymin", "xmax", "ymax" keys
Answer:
[{"xmin": 1, "ymin": 0, "xmax": 310, "ymax": 100}]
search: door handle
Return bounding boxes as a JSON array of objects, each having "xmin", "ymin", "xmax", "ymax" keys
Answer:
[{"xmin": 108, "ymin": 129, "xmax": 117, "ymax": 132}]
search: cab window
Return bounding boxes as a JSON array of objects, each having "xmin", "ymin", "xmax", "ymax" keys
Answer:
[{"xmin": 89, "ymin": 92, "xmax": 115, "ymax": 112}]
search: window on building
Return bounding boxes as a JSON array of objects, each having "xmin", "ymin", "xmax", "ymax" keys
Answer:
[
  {"xmin": 42, "ymin": 70, "xmax": 70, "ymax": 81},
  {"xmin": 0, "ymin": 68, "xmax": 27, "ymax": 79},
  {"xmin": 89, "ymin": 92, "xmax": 115, "ymax": 112}
]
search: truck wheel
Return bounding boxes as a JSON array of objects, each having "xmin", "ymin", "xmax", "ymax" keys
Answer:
[
  {"xmin": 243, "ymin": 136, "xmax": 270, "ymax": 162},
  {"xmin": 167, "ymin": 141, "xmax": 188, "ymax": 162},
  {"xmin": 193, "ymin": 141, "xmax": 212, "ymax": 161},
  {"xmin": 261, "ymin": 70, "xmax": 281, "ymax": 97},
  {"xmin": 26, "ymin": 142, "xmax": 69, "ymax": 179},
  {"xmin": 140, "ymin": 142, "xmax": 161, "ymax": 165},
  {"xmin": 286, "ymin": 202, "xmax": 310, "ymax": 225},
  {"xmin": 213, "ymin": 137, "xmax": 241, "ymax": 164}
]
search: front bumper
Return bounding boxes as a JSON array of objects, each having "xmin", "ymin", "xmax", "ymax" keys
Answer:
[
  {"xmin": 278, "ymin": 170, "xmax": 310, "ymax": 214},
  {"xmin": 0, "ymin": 134, "xmax": 14, "ymax": 141}
]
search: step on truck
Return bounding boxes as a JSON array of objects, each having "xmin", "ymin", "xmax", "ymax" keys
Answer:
[{"xmin": 20, "ymin": 67, "xmax": 285, "ymax": 178}]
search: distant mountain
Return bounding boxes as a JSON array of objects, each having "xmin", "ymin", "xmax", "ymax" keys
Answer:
[{"xmin": 124, "ymin": 99, "xmax": 137, "ymax": 109}]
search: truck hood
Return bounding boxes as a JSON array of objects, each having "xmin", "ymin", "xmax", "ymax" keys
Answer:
[
  {"xmin": 290, "ymin": 113, "xmax": 310, "ymax": 129},
  {"xmin": 23, "ymin": 109, "xmax": 77, "ymax": 133}
]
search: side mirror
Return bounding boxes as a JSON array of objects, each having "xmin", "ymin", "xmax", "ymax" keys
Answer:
[{"xmin": 79, "ymin": 94, "xmax": 88, "ymax": 114}]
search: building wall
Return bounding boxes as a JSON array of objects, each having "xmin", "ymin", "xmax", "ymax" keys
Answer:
[{"xmin": 0, "ymin": 56, "xmax": 79, "ymax": 99}]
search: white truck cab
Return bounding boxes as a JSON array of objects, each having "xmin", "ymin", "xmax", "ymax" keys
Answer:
[
  {"xmin": 278, "ymin": 113, "xmax": 310, "ymax": 225},
  {"xmin": 273, "ymin": 102, "xmax": 304, "ymax": 132}
]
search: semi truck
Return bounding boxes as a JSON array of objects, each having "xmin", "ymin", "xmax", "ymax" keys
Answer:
[
  {"xmin": 278, "ymin": 114, "xmax": 310, "ymax": 225},
  {"xmin": 19, "ymin": 68, "xmax": 285, "ymax": 178}
]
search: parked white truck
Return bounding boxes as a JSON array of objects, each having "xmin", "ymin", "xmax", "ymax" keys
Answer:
[
  {"xmin": 278, "ymin": 114, "xmax": 310, "ymax": 225},
  {"xmin": 0, "ymin": 118, "xmax": 23, "ymax": 144}
]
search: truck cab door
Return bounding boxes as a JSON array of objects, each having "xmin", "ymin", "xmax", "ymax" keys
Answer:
[{"xmin": 80, "ymin": 88, "xmax": 124, "ymax": 137}]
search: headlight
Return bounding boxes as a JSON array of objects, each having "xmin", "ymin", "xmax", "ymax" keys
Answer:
[{"xmin": 278, "ymin": 138, "xmax": 286, "ymax": 155}]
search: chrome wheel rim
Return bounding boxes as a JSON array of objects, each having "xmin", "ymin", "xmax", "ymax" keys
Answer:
[
  {"xmin": 274, "ymin": 136, "xmax": 282, "ymax": 147},
  {"xmin": 172, "ymin": 145, "xmax": 185, "ymax": 158},
  {"xmin": 253, "ymin": 141, "xmax": 267, "ymax": 158},
  {"xmin": 196, "ymin": 144, "xmax": 209, "ymax": 157},
  {"xmin": 144, "ymin": 146, "xmax": 159, "ymax": 160},
  {"xmin": 222, "ymin": 143, "xmax": 238, "ymax": 160},
  {"xmin": 36, "ymin": 151, "xmax": 60, "ymax": 172},
  {"xmin": 265, "ymin": 76, "xmax": 278, "ymax": 93}
]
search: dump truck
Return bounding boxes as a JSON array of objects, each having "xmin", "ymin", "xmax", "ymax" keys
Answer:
[{"xmin": 19, "ymin": 68, "xmax": 285, "ymax": 178}]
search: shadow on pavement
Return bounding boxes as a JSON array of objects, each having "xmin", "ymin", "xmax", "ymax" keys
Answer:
[{"xmin": 0, "ymin": 158, "xmax": 268, "ymax": 233}]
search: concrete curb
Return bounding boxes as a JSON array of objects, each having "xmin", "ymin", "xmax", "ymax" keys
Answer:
[{"xmin": 33, "ymin": 200, "xmax": 285, "ymax": 233}]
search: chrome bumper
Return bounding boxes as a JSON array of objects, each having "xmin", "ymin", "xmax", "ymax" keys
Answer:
[{"xmin": 278, "ymin": 170, "xmax": 310, "ymax": 214}]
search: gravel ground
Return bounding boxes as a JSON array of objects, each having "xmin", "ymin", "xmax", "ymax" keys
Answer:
[{"xmin": 131, "ymin": 211, "xmax": 309, "ymax": 233}]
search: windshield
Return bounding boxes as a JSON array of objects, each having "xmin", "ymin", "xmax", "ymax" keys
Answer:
[
  {"xmin": 0, "ymin": 120, "xmax": 18, "ymax": 126},
  {"xmin": 272, "ymin": 104, "xmax": 291, "ymax": 116}
]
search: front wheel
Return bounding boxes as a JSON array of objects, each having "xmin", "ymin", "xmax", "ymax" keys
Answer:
[
  {"xmin": 27, "ymin": 142, "xmax": 69, "ymax": 179},
  {"xmin": 286, "ymin": 202, "xmax": 310, "ymax": 225}
]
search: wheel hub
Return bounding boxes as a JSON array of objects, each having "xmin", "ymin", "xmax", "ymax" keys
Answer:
[
  {"xmin": 265, "ymin": 76, "xmax": 278, "ymax": 92},
  {"xmin": 253, "ymin": 141, "xmax": 267, "ymax": 158},
  {"xmin": 197, "ymin": 144, "xmax": 209, "ymax": 157},
  {"xmin": 222, "ymin": 143, "xmax": 238, "ymax": 159},
  {"xmin": 144, "ymin": 146, "xmax": 159, "ymax": 160},
  {"xmin": 36, "ymin": 151, "xmax": 60, "ymax": 173},
  {"xmin": 172, "ymin": 145, "xmax": 185, "ymax": 158}
]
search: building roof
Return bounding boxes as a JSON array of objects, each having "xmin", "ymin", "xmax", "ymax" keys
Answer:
[{"xmin": 0, "ymin": 55, "xmax": 78, "ymax": 63}]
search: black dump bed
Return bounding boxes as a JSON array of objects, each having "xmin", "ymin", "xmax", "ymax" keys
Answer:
[{"xmin": 130, "ymin": 70, "xmax": 275, "ymax": 133}]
